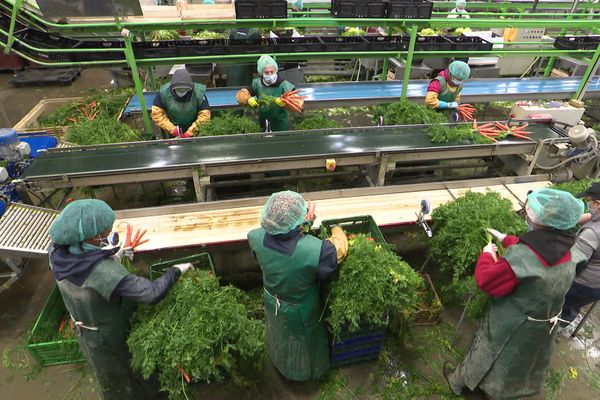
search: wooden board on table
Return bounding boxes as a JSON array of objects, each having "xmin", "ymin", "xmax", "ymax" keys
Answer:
[
  {"xmin": 180, "ymin": 4, "xmax": 236, "ymax": 19},
  {"xmin": 114, "ymin": 181, "xmax": 552, "ymax": 252}
]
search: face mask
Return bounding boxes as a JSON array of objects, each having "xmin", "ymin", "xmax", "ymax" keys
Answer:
[
  {"xmin": 588, "ymin": 201, "xmax": 597, "ymax": 216},
  {"xmin": 95, "ymin": 232, "xmax": 120, "ymax": 249},
  {"xmin": 263, "ymin": 74, "xmax": 277, "ymax": 85},
  {"xmin": 451, "ymin": 79, "xmax": 462, "ymax": 87},
  {"xmin": 173, "ymin": 87, "xmax": 191, "ymax": 99}
]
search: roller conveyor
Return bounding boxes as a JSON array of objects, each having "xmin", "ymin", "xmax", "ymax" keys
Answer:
[
  {"xmin": 20, "ymin": 124, "xmax": 564, "ymax": 192},
  {"xmin": 0, "ymin": 203, "xmax": 57, "ymax": 258},
  {"xmin": 123, "ymin": 77, "xmax": 600, "ymax": 115}
]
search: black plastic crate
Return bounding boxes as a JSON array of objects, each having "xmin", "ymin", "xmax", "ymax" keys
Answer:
[
  {"xmin": 333, "ymin": 1, "xmax": 387, "ymax": 18},
  {"xmin": 554, "ymin": 36, "xmax": 600, "ymax": 50},
  {"xmin": 133, "ymin": 41, "xmax": 178, "ymax": 59},
  {"xmin": 322, "ymin": 36, "xmax": 370, "ymax": 52},
  {"xmin": 330, "ymin": 321, "xmax": 388, "ymax": 368},
  {"xmin": 235, "ymin": 0, "xmax": 287, "ymax": 19},
  {"xmin": 448, "ymin": 35, "xmax": 493, "ymax": 51},
  {"xmin": 364, "ymin": 35, "xmax": 410, "ymax": 51},
  {"xmin": 176, "ymin": 39, "xmax": 228, "ymax": 56},
  {"xmin": 275, "ymin": 36, "xmax": 325, "ymax": 53},
  {"xmin": 415, "ymin": 35, "xmax": 454, "ymax": 51},
  {"xmin": 228, "ymin": 37, "xmax": 276, "ymax": 54},
  {"xmin": 387, "ymin": 0, "xmax": 433, "ymax": 19}
]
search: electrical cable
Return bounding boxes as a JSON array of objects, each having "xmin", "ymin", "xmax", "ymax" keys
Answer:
[{"xmin": 535, "ymin": 135, "xmax": 598, "ymax": 170}]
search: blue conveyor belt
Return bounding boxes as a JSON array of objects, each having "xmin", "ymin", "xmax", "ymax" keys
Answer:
[{"xmin": 123, "ymin": 77, "xmax": 600, "ymax": 116}]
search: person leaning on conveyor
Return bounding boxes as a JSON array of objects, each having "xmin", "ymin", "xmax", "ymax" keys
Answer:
[
  {"xmin": 448, "ymin": 0, "xmax": 470, "ymax": 19},
  {"xmin": 247, "ymin": 191, "xmax": 348, "ymax": 381},
  {"xmin": 48, "ymin": 199, "xmax": 193, "ymax": 400},
  {"xmin": 560, "ymin": 182, "xmax": 600, "ymax": 331},
  {"xmin": 444, "ymin": 189, "xmax": 584, "ymax": 400},
  {"xmin": 151, "ymin": 69, "xmax": 211, "ymax": 139},
  {"xmin": 424, "ymin": 60, "xmax": 470, "ymax": 111},
  {"xmin": 236, "ymin": 55, "xmax": 303, "ymax": 132}
]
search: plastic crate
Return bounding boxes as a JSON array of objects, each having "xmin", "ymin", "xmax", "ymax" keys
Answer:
[
  {"xmin": 554, "ymin": 36, "xmax": 600, "ymax": 50},
  {"xmin": 133, "ymin": 41, "xmax": 178, "ymax": 59},
  {"xmin": 228, "ymin": 37, "xmax": 276, "ymax": 54},
  {"xmin": 334, "ymin": 1, "xmax": 387, "ymax": 18},
  {"xmin": 322, "ymin": 36, "xmax": 370, "ymax": 52},
  {"xmin": 449, "ymin": 35, "xmax": 493, "ymax": 51},
  {"xmin": 275, "ymin": 36, "xmax": 325, "ymax": 53},
  {"xmin": 387, "ymin": 0, "xmax": 433, "ymax": 19},
  {"xmin": 150, "ymin": 252, "xmax": 215, "ymax": 280},
  {"xmin": 330, "ymin": 320, "xmax": 388, "ymax": 368},
  {"xmin": 415, "ymin": 35, "xmax": 454, "ymax": 51},
  {"xmin": 27, "ymin": 286, "xmax": 85, "ymax": 366},
  {"xmin": 235, "ymin": 0, "xmax": 287, "ymax": 19},
  {"xmin": 364, "ymin": 35, "xmax": 410, "ymax": 51},
  {"xmin": 176, "ymin": 39, "xmax": 228, "ymax": 56},
  {"xmin": 320, "ymin": 215, "xmax": 389, "ymax": 250}
]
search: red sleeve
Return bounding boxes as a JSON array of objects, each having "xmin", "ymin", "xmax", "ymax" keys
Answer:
[
  {"xmin": 474, "ymin": 252, "xmax": 518, "ymax": 297},
  {"xmin": 502, "ymin": 235, "xmax": 519, "ymax": 248},
  {"xmin": 427, "ymin": 79, "xmax": 442, "ymax": 94}
]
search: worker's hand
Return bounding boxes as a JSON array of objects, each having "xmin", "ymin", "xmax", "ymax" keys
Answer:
[
  {"xmin": 327, "ymin": 225, "xmax": 349, "ymax": 264},
  {"xmin": 274, "ymin": 97, "xmax": 286, "ymax": 107},
  {"xmin": 182, "ymin": 131, "xmax": 193, "ymax": 138},
  {"xmin": 482, "ymin": 243, "xmax": 498, "ymax": 261},
  {"xmin": 171, "ymin": 127, "xmax": 181, "ymax": 137},
  {"xmin": 114, "ymin": 246, "xmax": 134, "ymax": 262},
  {"xmin": 448, "ymin": 102, "xmax": 459, "ymax": 109},
  {"xmin": 248, "ymin": 97, "xmax": 259, "ymax": 108},
  {"xmin": 173, "ymin": 263, "xmax": 193, "ymax": 274},
  {"xmin": 486, "ymin": 228, "xmax": 506, "ymax": 242},
  {"xmin": 305, "ymin": 200, "xmax": 316, "ymax": 223}
]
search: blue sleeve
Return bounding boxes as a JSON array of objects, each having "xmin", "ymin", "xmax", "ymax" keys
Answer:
[
  {"xmin": 317, "ymin": 240, "xmax": 338, "ymax": 282},
  {"xmin": 199, "ymin": 96, "xmax": 209, "ymax": 110},
  {"xmin": 112, "ymin": 267, "xmax": 181, "ymax": 305},
  {"xmin": 153, "ymin": 92, "xmax": 164, "ymax": 108}
]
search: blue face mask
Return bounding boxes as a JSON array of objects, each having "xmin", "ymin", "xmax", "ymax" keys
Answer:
[{"xmin": 263, "ymin": 74, "xmax": 277, "ymax": 85}]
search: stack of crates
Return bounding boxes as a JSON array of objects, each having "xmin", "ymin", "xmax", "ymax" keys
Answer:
[
  {"xmin": 235, "ymin": 0, "xmax": 287, "ymax": 19},
  {"xmin": 320, "ymin": 215, "xmax": 390, "ymax": 367},
  {"xmin": 331, "ymin": 0, "xmax": 432, "ymax": 19}
]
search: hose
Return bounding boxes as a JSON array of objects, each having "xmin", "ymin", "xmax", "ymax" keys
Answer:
[{"xmin": 535, "ymin": 135, "xmax": 598, "ymax": 170}]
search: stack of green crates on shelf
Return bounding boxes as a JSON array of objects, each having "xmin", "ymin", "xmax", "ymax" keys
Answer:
[{"xmin": 149, "ymin": 252, "xmax": 215, "ymax": 280}]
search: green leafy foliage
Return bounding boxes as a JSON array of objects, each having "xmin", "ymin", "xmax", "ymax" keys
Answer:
[
  {"xmin": 375, "ymin": 100, "xmax": 447, "ymax": 126},
  {"xmin": 341, "ymin": 27, "xmax": 366, "ymax": 36},
  {"xmin": 553, "ymin": 178, "xmax": 600, "ymax": 197},
  {"xmin": 196, "ymin": 112, "xmax": 261, "ymax": 136},
  {"xmin": 128, "ymin": 270, "xmax": 266, "ymax": 400},
  {"xmin": 150, "ymin": 30, "xmax": 180, "ymax": 41},
  {"xmin": 296, "ymin": 115, "xmax": 342, "ymax": 131},
  {"xmin": 430, "ymin": 191, "xmax": 526, "ymax": 313},
  {"xmin": 39, "ymin": 88, "xmax": 134, "ymax": 127},
  {"xmin": 65, "ymin": 117, "xmax": 142, "ymax": 145},
  {"xmin": 426, "ymin": 124, "xmax": 490, "ymax": 144},
  {"xmin": 193, "ymin": 30, "xmax": 226, "ymax": 39},
  {"xmin": 326, "ymin": 234, "xmax": 424, "ymax": 336}
]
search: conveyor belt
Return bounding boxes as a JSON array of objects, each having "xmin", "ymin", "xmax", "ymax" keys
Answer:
[
  {"xmin": 123, "ymin": 77, "xmax": 600, "ymax": 115},
  {"xmin": 22, "ymin": 124, "xmax": 562, "ymax": 180},
  {"xmin": 0, "ymin": 203, "xmax": 58, "ymax": 258}
]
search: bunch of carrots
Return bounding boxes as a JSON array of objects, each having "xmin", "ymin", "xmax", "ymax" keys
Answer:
[
  {"xmin": 280, "ymin": 89, "xmax": 305, "ymax": 113},
  {"xmin": 473, "ymin": 120, "xmax": 533, "ymax": 142},
  {"xmin": 125, "ymin": 224, "xmax": 148, "ymax": 249},
  {"xmin": 458, "ymin": 103, "xmax": 477, "ymax": 122},
  {"xmin": 66, "ymin": 101, "xmax": 98, "ymax": 123}
]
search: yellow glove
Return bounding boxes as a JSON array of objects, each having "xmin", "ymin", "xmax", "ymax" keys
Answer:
[
  {"xmin": 327, "ymin": 225, "xmax": 348, "ymax": 264},
  {"xmin": 275, "ymin": 97, "xmax": 286, "ymax": 107},
  {"xmin": 248, "ymin": 97, "xmax": 259, "ymax": 108}
]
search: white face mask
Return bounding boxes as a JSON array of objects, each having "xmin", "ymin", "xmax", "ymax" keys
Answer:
[
  {"xmin": 588, "ymin": 201, "xmax": 598, "ymax": 216},
  {"xmin": 263, "ymin": 74, "xmax": 277, "ymax": 85},
  {"xmin": 173, "ymin": 87, "xmax": 191, "ymax": 99},
  {"xmin": 451, "ymin": 79, "xmax": 462, "ymax": 86}
]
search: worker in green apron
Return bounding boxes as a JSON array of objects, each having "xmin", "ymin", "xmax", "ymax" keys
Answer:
[
  {"xmin": 444, "ymin": 189, "xmax": 585, "ymax": 399},
  {"xmin": 48, "ymin": 199, "xmax": 193, "ymax": 399},
  {"xmin": 247, "ymin": 191, "xmax": 348, "ymax": 381},
  {"xmin": 424, "ymin": 60, "xmax": 470, "ymax": 114},
  {"xmin": 236, "ymin": 55, "xmax": 303, "ymax": 131}
]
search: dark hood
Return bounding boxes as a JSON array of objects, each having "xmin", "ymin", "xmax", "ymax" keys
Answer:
[
  {"xmin": 170, "ymin": 69, "xmax": 194, "ymax": 102},
  {"xmin": 519, "ymin": 227, "xmax": 576, "ymax": 265},
  {"xmin": 50, "ymin": 244, "xmax": 118, "ymax": 286}
]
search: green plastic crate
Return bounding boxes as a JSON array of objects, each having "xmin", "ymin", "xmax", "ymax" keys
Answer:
[
  {"xmin": 320, "ymin": 215, "xmax": 390, "ymax": 251},
  {"xmin": 27, "ymin": 286, "xmax": 85, "ymax": 366},
  {"xmin": 149, "ymin": 252, "xmax": 215, "ymax": 280}
]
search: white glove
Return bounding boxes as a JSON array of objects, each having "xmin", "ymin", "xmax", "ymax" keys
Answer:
[
  {"xmin": 173, "ymin": 263, "xmax": 193, "ymax": 274},
  {"xmin": 486, "ymin": 228, "xmax": 506, "ymax": 242},
  {"xmin": 114, "ymin": 247, "xmax": 134, "ymax": 262},
  {"xmin": 448, "ymin": 102, "xmax": 459, "ymax": 109},
  {"xmin": 482, "ymin": 243, "xmax": 498, "ymax": 262}
]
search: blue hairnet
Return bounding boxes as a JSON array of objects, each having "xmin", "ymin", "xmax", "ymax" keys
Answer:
[
  {"xmin": 456, "ymin": 0, "xmax": 466, "ymax": 8},
  {"xmin": 49, "ymin": 199, "xmax": 115, "ymax": 245},
  {"xmin": 257, "ymin": 54, "xmax": 278, "ymax": 74},
  {"xmin": 292, "ymin": 0, "xmax": 304, "ymax": 9},
  {"xmin": 260, "ymin": 191, "xmax": 307, "ymax": 235},
  {"xmin": 449, "ymin": 60, "xmax": 470, "ymax": 81},
  {"xmin": 527, "ymin": 188, "xmax": 584, "ymax": 230}
]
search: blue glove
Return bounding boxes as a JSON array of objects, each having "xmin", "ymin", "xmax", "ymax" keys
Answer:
[
  {"xmin": 438, "ymin": 100, "xmax": 449, "ymax": 109},
  {"xmin": 448, "ymin": 102, "xmax": 459, "ymax": 109}
]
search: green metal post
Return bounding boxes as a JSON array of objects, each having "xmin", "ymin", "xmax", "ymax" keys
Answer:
[
  {"xmin": 543, "ymin": 57, "xmax": 557, "ymax": 77},
  {"xmin": 146, "ymin": 67, "xmax": 157, "ymax": 90},
  {"xmin": 121, "ymin": 29, "xmax": 153, "ymax": 136},
  {"xmin": 574, "ymin": 44, "xmax": 600, "ymax": 100},
  {"xmin": 382, "ymin": 57, "xmax": 389, "ymax": 81},
  {"xmin": 4, "ymin": 0, "xmax": 23, "ymax": 54},
  {"xmin": 401, "ymin": 25, "xmax": 418, "ymax": 99}
]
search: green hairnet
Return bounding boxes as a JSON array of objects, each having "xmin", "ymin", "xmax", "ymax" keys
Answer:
[
  {"xmin": 456, "ymin": 0, "xmax": 466, "ymax": 8},
  {"xmin": 257, "ymin": 55, "xmax": 278, "ymax": 74},
  {"xmin": 526, "ymin": 188, "xmax": 584, "ymax": 230},
  {"xmin": 49, "ymin": 199, "xmax": 115, "ymax": 245},
  {"xmin": 260, "ymin": 190, "xmax": 307, "ymax": 235},
  {"xmin": 449, "ymin": 61, "xmax": 470, "ymax": 81}
]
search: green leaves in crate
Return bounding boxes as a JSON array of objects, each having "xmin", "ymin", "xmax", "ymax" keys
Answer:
[
  {"xmin": 326, "ymin": 234, "xmax": 424, "ymax": 337},
  {"xmin": 128, "ymin": 270, "xmax": 265, "ymax": 399},
  {"xmin": 553, "ymin": 178, "xmax": 600, "ymax": 197},
  {"xmin": 150, "ymin": 30, "xmax": 180, "ymax": 41},
  {"xmin": 65, "ymin": 117, "xmax": 142, "ymax": 145}
]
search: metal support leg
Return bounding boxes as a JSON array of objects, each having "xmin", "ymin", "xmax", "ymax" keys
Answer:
[
  {"xmin": 574, "ymin": 44, "xmax": 600, "ymax": 101},
  {"xmin": 382, "ymin": 58, "xmax": 389, "ymax": 81},
  {"xmin": 526, "ymin": 140, "xmax": 547, "ymax": 175},
  {"xmin": 4, "ymin": 0, "xmax": 23, "ymax": 54},
  {"xmin": 192, "ymin": 169, "xmax": 205, "ymax": 202},
  {"xmin": 0, "ymin": 257, "xmax": 25, "ymax": 293},
  {"xmin": 376, "ymin": 154, "xmax": 389, "ymax": 186},
  {"xmin": 570, "ymin": 300, "xmax": 598, "ymax": 338},
  {"xmin": 401, "ymin": 25, "xmax": 418, "ymax": 100}
]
